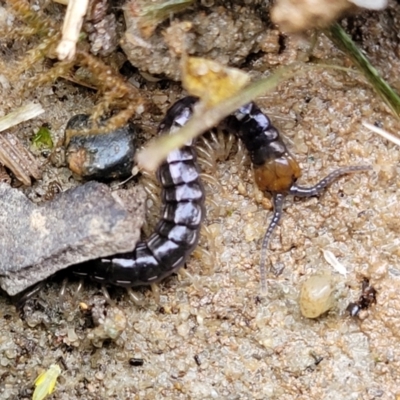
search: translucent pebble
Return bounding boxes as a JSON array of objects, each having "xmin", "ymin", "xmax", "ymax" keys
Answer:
[
  {"xmin": 299, "ymin": 274, "xmax": 334, "ymax": 318},
  {"xmin": 322, "ymin": 249, "xmax": 347, "ymax": 276}
]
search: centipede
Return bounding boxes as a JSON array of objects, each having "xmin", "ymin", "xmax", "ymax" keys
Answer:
[
  {"xmin": 223, "ymin": 101, "xmax": 371, "ymax": 293},
  {"xmin": 72, "ymin": 96, "xmax": 206, "ymax": 287},
  {"xmin": 42, "ymin": 97, "xmax": 369, "ymax": 296}
]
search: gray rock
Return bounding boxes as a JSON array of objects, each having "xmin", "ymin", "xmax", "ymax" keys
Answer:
[
  {"xmin": 121, "ymin": 6, "xmax": 267, "ymax": 81},
  {"xmin": 0, "ymin": 182, "xmax": 146, "ymax": 295}
]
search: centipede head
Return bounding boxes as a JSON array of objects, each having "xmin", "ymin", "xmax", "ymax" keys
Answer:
[{"xmin": 253, "ymin": 151, "xmax": 301, "ymax": 193}]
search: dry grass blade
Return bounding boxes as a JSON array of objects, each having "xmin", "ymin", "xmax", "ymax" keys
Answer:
[
  {"xmin": 136, "ymin": 66, "xmax": 291, "ymax": 172},
  {"xmin": 127, "ymin": 0, "xmax": 194, "ymax": 37},
  {"xmin": 56, "ymin": 0, "xmax": 89, "ymax": 60},
  {"xmin": 0, "ymin": 102, "xmax": 44, "ymax": 133},
  {"xmin": 362, "ymin": 121, "xmax": 400, "ymax": 147},
  {"xmin": 0, "ymin": 102, "xmax": 44, "ymax": 185}
]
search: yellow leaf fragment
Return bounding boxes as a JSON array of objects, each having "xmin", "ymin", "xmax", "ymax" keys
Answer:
[
  {"xmin": 137, "ymin": 66, "xmax": 290, "ymax": 172},
  {"xmin": 33, "ymin": 364, "xmax": 61, "ymax": 400},
  {"xmin": 181, "ymin": 56, "xmax": 250, "ymax": 107}
]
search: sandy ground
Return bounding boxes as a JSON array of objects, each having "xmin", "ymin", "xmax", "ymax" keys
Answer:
[{"xmin": 1, "ymin": 1, "xmax": 400, "ymax": 399}]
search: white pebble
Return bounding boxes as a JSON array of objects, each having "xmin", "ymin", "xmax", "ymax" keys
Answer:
[
  {"xmin": 322, "ymin": 249, "xmax": 347, "ymax": 276},
  {"xmin": 299, "ymin": 274, "xmax": 334, "ymax": 318}
]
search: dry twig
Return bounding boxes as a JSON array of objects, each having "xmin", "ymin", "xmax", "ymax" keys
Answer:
[{"xmin": 56, "ymin": 0, "xmax": 89, "ymax": 60}]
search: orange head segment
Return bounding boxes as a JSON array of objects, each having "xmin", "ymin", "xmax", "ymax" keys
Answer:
[{"xmin": 253, "ymin": 152, "xmax": 301, "ymax": 193}]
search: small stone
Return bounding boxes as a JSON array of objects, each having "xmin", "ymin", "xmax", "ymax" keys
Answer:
[
  {"xmin": 4, "ymin": 349, "xmax": 17, "ymax": 359},
  {"xmin": 177, "ymin": 322, "xmax": 190, "ymax": 338},
  {"xmin": 88, "ymin": 298, "xmax": 127, "ymax": 346},
  {"xmin": 67, "ymin": 328, "xmax": 79, "ymax": 343},
  {"xmin": 299, "ymin": 274, "xmax": 335, "ymax": 319},
  {"xmin": 95, "ymin": 371, "xmax": 105, "ymax": 381},
  {"xmin": 0, "ymin": 358, "xmax": 9, "ymax": 367},
  {"xmin": 65, "ymin": 114, "xmax": 136, "ymax": 181},
  {"xmin": 0, "ymin": 182, "xmax": 146, "ymax": 296}
]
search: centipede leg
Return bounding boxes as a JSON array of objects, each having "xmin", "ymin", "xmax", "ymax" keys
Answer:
[
  {"xmin": 101, "ymin": 285, "xmax": 117, "ymax": 307},
  {"xmin": 14, "ymin": 282, "xmax": 45, "ymax": 310},
  {"xmin": 289, "ymin": 165, "xmax": 371, "ymax": 197},
  {"xmin": 71, "ymin": 278, "xmax": 84, "ymax": 303},
  {"xmin": 178, "ymin": 267, "xmax": 203, "ymax": 292},
  {"xmin": 125, "ymin": 288, "xmax": 145, "ymax": 306},
  {"xmin": 259, "ymin": 193, "xmax": 285, "ymax": 294},
  {"xmin": 151, "ymin": 283, "xmax": 161, "ymax": 304}
]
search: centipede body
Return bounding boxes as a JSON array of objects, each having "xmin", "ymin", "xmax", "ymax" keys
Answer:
[
  {"xmin": 73, "ymin": 97, "xmax": 206, "ymax": 287},
  {"xmin": 224, "ymin": 101, "xmax": 371, "ymax": 292},
  {"xmin": 71, "ymin": 96, "xmax": 369, "ymax": 294}
]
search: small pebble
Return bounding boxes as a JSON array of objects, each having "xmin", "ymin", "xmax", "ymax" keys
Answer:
[
  {"xmin": 95, "ymin": 371, "xmax": 105, "ymax": 381},
  {"xmin": 88, "ymin": 302, "xmax": 127, "ymax": 346},
  {"xmin": 299, "ymin": 274, "xmax": 334, "ymax": 318},
  {"xmin": 129, "ymin": 358, "xmax": 144, "ymax": 367},
  {"xmin": 177, "ymin": 322, "xmax": 190, "ymax": 338},
  {"xmin": 65, "ymin": 114, "xmax": 136, "ymax": 181}
]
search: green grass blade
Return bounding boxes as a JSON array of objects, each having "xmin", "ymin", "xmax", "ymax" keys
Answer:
[{"xmin": 326, "ymin": 23, "xmax": 400, "ymax": 118}]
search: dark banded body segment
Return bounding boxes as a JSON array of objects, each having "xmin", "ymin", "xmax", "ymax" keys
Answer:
[
  {"xmin": 73, "ymin": 96, "xmax": 205, "ymax": 287},
  {"xmin": 224, "ymin": 102, "xmax": 301, "ymax": 194},
  {"xmin": 162, "ymin": 182, "xmax": 204, "ymax": 202}
]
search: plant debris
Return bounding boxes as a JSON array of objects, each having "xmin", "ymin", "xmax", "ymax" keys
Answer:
[
  {"xmin": 347, "ymin": 278, "xmax": 377, "ymax": 318},
  {"xmin": 0, "ymin": 132, "xmax": 41, "ymax": 186},
  {"xmin": 56, "ymin": 0, "xmax": 89, "ymax": 60},
  {"xmin": 33, "ymin": 364, "xmax": 62, "ymax": 400},
  {"xmin": 362, "ymin": 121, "xmax": 400, "ymax": 147},
  {"xmin": 126, "ymin": 0, "xmax": 195, "ymax": 38},
  {"xmin": 326, "ymin": 23, "xmax": 400, "ymax": 118},
  {"xmin": 0, "ymin": 102, "xmax": 44, "ymax": 133},
  {"xmin": 271, "ymin": 0, "xmax": 356, "ymax": 32},
  {"xmin": 136, "ymin": 62, "xmax": 291, "ymax": 172},
  {"xmin": 31, "ymin": 126, "xmax": 54, "ymax": 151},
  {"xmin": 181, "ymin": 56, "xmax": 250, "ymax": 107}
]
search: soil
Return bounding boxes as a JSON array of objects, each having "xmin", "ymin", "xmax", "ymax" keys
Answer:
[{"xmin": 1, "ymin": 1, "xmax": 400, "ymax": 399}]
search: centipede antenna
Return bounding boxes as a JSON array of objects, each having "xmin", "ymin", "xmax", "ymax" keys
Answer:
[
  {"xmin": 259, "ymin": 193, "xmax": 285, "ymax": 294},
  {"xmin": 289, "ymin": 165, "xmax": 372, "ymax": 197}
]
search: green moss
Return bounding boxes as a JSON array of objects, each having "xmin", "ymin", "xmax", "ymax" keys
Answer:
[{"xmin": 32, "ymin": 126, "xmax": 53, "ymax": 150}]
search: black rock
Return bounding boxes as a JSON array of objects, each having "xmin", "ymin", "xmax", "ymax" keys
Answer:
[{"xmin": 65, "ymin": 114, "xmax": 136, "ymax": 180}]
